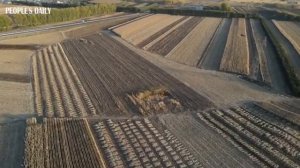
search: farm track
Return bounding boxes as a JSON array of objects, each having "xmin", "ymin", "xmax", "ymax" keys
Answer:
[
  {"xmin": 220, "ymin": 18, "xmax": 250, "ymax": 75},
  {"xmin": 32, "ymin": 44, "xmax": 96, "ymax": 117},
  {"xmin": 158, "ymin": 114, "xmax": 260, "ymax": 168},
  {"xmin": 197, "ymin": 104, "xmax": 300, "ymax": 168},
  {"xmin": 148, "ymin": 17, "xmax": 203, "ymax": 56},
  {"xmin": 166, "ymin": 17, "xmax": 222, "ymax": 67},
  {"xmin": 24, "ymin": 118, "xmax": 105, "ymax": 168},
  {"xmin": 137, "ymin": 16, "xmax": 188, "ymax": 48},
  {"xmin": 251, "ymin": 20, "xmax": 291, "ymax": 94},
  {"xmin": 246, "ymin": 19, "xmax": 261, "ymax": 81},
  {"xmin": 200, "ymin": 18, "xmax": 232, "ymax": 70},
  {"xmin": 267, "ymin": 20, "xmax": 300, "ymax": 79},
  {"xmin": 92, "ymin": 119, "xmax": 201, "ymax": 167},
  {"xmin": 61, "ymin": 33, "xmax": 214, "ymax": 117}
]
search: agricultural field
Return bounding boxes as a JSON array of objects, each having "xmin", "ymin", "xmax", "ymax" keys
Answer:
[
  {"xmin": 197, "ymin": 103, "xmax": 300, "ymax": 168},
  {"xmin": 220, "ymin": 18, "xmax": 250, "ymax": 75},
  {"xmin": 61, "ymin": 33, "xmax": 213, "ymax": 117},
  {"xmin": 32, "ymin": 44, "xmax": 96, "ymax": 117},
  {"xmin": 273, "ymin": 21, "xmax": 300, "ymax": 56},
  {"xmin": 166, "ymin": 17, "xmax": 222, "ymax": 66},
  {"xmin": 92, "ymin": 118, "xmax": 201, "ymax": 167},
  {"xmin": 24, "ymin": 118, "xmax": 105, "ymax": 168}
]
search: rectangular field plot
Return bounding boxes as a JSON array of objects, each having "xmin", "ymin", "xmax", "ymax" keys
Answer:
[
  {"xmin": 148, "ymin": 17, "xmax": 203, "ymax": 56},
  {"xmin": 61, "ymin": 33, "xmax": 213, "ymax": 117},
  {"xmin": 166, "ymin": 17, "xmax": 222, "ymax": 67},
  {"xmin": 92, "ymin": 119, "xmax": 201, "ymax": 167},
  {"xmin": 198, "ymin": 104, "xmax": 300, "ymax": 168},
  {"xmin": 273, "ymin": 21, "xmax": 300, "ymax": 55},
  {"xmin": 32, "ymin": 44, "xmax": 96, "ymax": 117},
  {"xmin": 24, "ymin": 118, "xmax": 105, "ymax": 168},
  {"xmin": 113, "ymin": 14, "xmax": 184, "ymax": 46},
  {"xmin": 220, "ymin": 18, "xmax": 250, "ymax": 75}
]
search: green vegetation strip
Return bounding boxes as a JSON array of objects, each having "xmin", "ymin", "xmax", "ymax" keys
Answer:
[
  {"xmin": 0, "ymin": 4, "xmax": 116, "ymax": 32},
  {"xmin": 260, "ymin": 19, "xmax": 300, "ymax": 96}
]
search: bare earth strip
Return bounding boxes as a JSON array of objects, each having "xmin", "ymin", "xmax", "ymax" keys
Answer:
[
  {"xmin": 113, "ymin": 14, "xmax": 170, "ymax": 40},
  {"xmin": 157, "ymin": 114, "xmax": 260, "ymax": 168},
  {"xmin": 200, "ymin": 18, "xmax": 232, "ymax": 70},
  {"xmin": 267, "ymin": 20, "xmax": 300, "ymax": 79},
  {"xmin": 0, "ymin": 121, "xmax": 26, "ymax": 168},
  {"xmin": 251, "ymin": 20, "xmax": 291, "ymax": 94},
  {"xmin": 220, "ymin": 18, "xmax": 250, "ymax": 75},
  {"xmin": 273, "ymin": 21, "xmax": 300, "ymax": 55},
  {"xmin": 0, "ymin": 81, "xmax": 33, "ymax": 122},
  {"xmin": 127, "ymin": 15, "xmax": 184, "ymax": 46},
  {"xmin": 166, "ymin": 17, "xmax": 222, "ymax": 67}
]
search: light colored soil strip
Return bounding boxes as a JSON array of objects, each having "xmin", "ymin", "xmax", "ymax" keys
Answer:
[
  {"xmin": 220, "ymin": 18, "xmax": 250, "ymax": 75},
  {"xmin": 166, "ymin": 17, "xmax": 222, "ymax": 67}
]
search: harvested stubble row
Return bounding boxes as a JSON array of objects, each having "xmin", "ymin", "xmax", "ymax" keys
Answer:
[
  {"xmin": 148, "ymin": 17, "xmax": 203, "ymax": 56},
  {"xmin": 113, "ymin": 14, "xmax": 172, "ymax": 41},
  {"xmin": 166, "ymin": 17, "xmax": 222, "ymax": 67},
  {"xmin": 137, "ymin": 16, "xmax": 189, "ymax": 48},
  {"xmin": 220, "ymin": 18, "xmax": 250, "ymax": 75},
  {"xmin": 32, "ymin": 44, "xmax": 96, "ymax": 117},
  {"xmin": 93, "ymin": 119, "xmax": 201, "ymax": 167},
  {"xmin": 24, "ymin": 118, "xmax": 105, "ymax": 168},
  {"xmin": 197, "ymin": 104, "xmax": 300, "ymax": 168},
  {"xmin": 61, "ymin": 33, "xmax": 213, "ymax": 117},
  {"xmin": 273, "ymin": 21, "xmax": 300, "ymax": 56}
]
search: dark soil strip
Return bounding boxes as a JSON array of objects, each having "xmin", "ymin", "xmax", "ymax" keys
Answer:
[{"xmin": 0, "ymin": 73, "xmax": 29, "ymax": 83}]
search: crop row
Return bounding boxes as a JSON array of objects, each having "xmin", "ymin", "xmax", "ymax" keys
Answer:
[
  {"xmin": 61, "ymin": 33, "xmax": 213, "ymax": 116},
  {"xmin": 24, "ymin": 118, "xmax": 105, "ymax": 168},
  {"xmin": 32, "ymin": 44, "xmax": 96, "ymax": 117},
  {"xmin": 93, "ymin": 119, "xmax": 201, "ymax": 167},
  {"xmin": 196, "ymin": 105, "xmax": 300, "ymax": 168}
]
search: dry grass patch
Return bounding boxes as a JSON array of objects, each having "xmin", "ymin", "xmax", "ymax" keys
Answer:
[{"xmin": 128, "ymin": 87, "xmax": 183, "ymax": 115}]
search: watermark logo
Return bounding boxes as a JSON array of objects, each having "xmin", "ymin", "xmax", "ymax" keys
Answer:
[{"xmin": 5, "ymin": 7, "xmax": 51, "ymax": 14}]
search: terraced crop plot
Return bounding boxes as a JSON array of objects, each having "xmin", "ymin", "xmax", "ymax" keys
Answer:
[
  {"xmin": 92, "ymin": 119, "xmax": 201, "ymax": 167},
  {"xmin": 273, "ymin": 21, "xmax": 300, "ymax": 55},
  {"xmin": 197, "ymin": 104, "xmax": 300, "ymax": 168},
  {"xmin": 148, "ymin": 17, "xmax": 203, "ymax": 56},
  {"xmin": 32, "ymin": 44, "xmax": 96, "ymax": 117},
  {"xmin": 220, "ymin": 18, "xmax": 250, "ymax": 75},
  {"xmin": 61, "ymin": 33, "xmax": 213, "ymax": 117},
  {"xmin": 166, "ymin": 17, "xmax": 222, "ymax": 66},
  {"xmin": 24, "ymin": 118, "xmax": 105, "ymax": 168}
]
